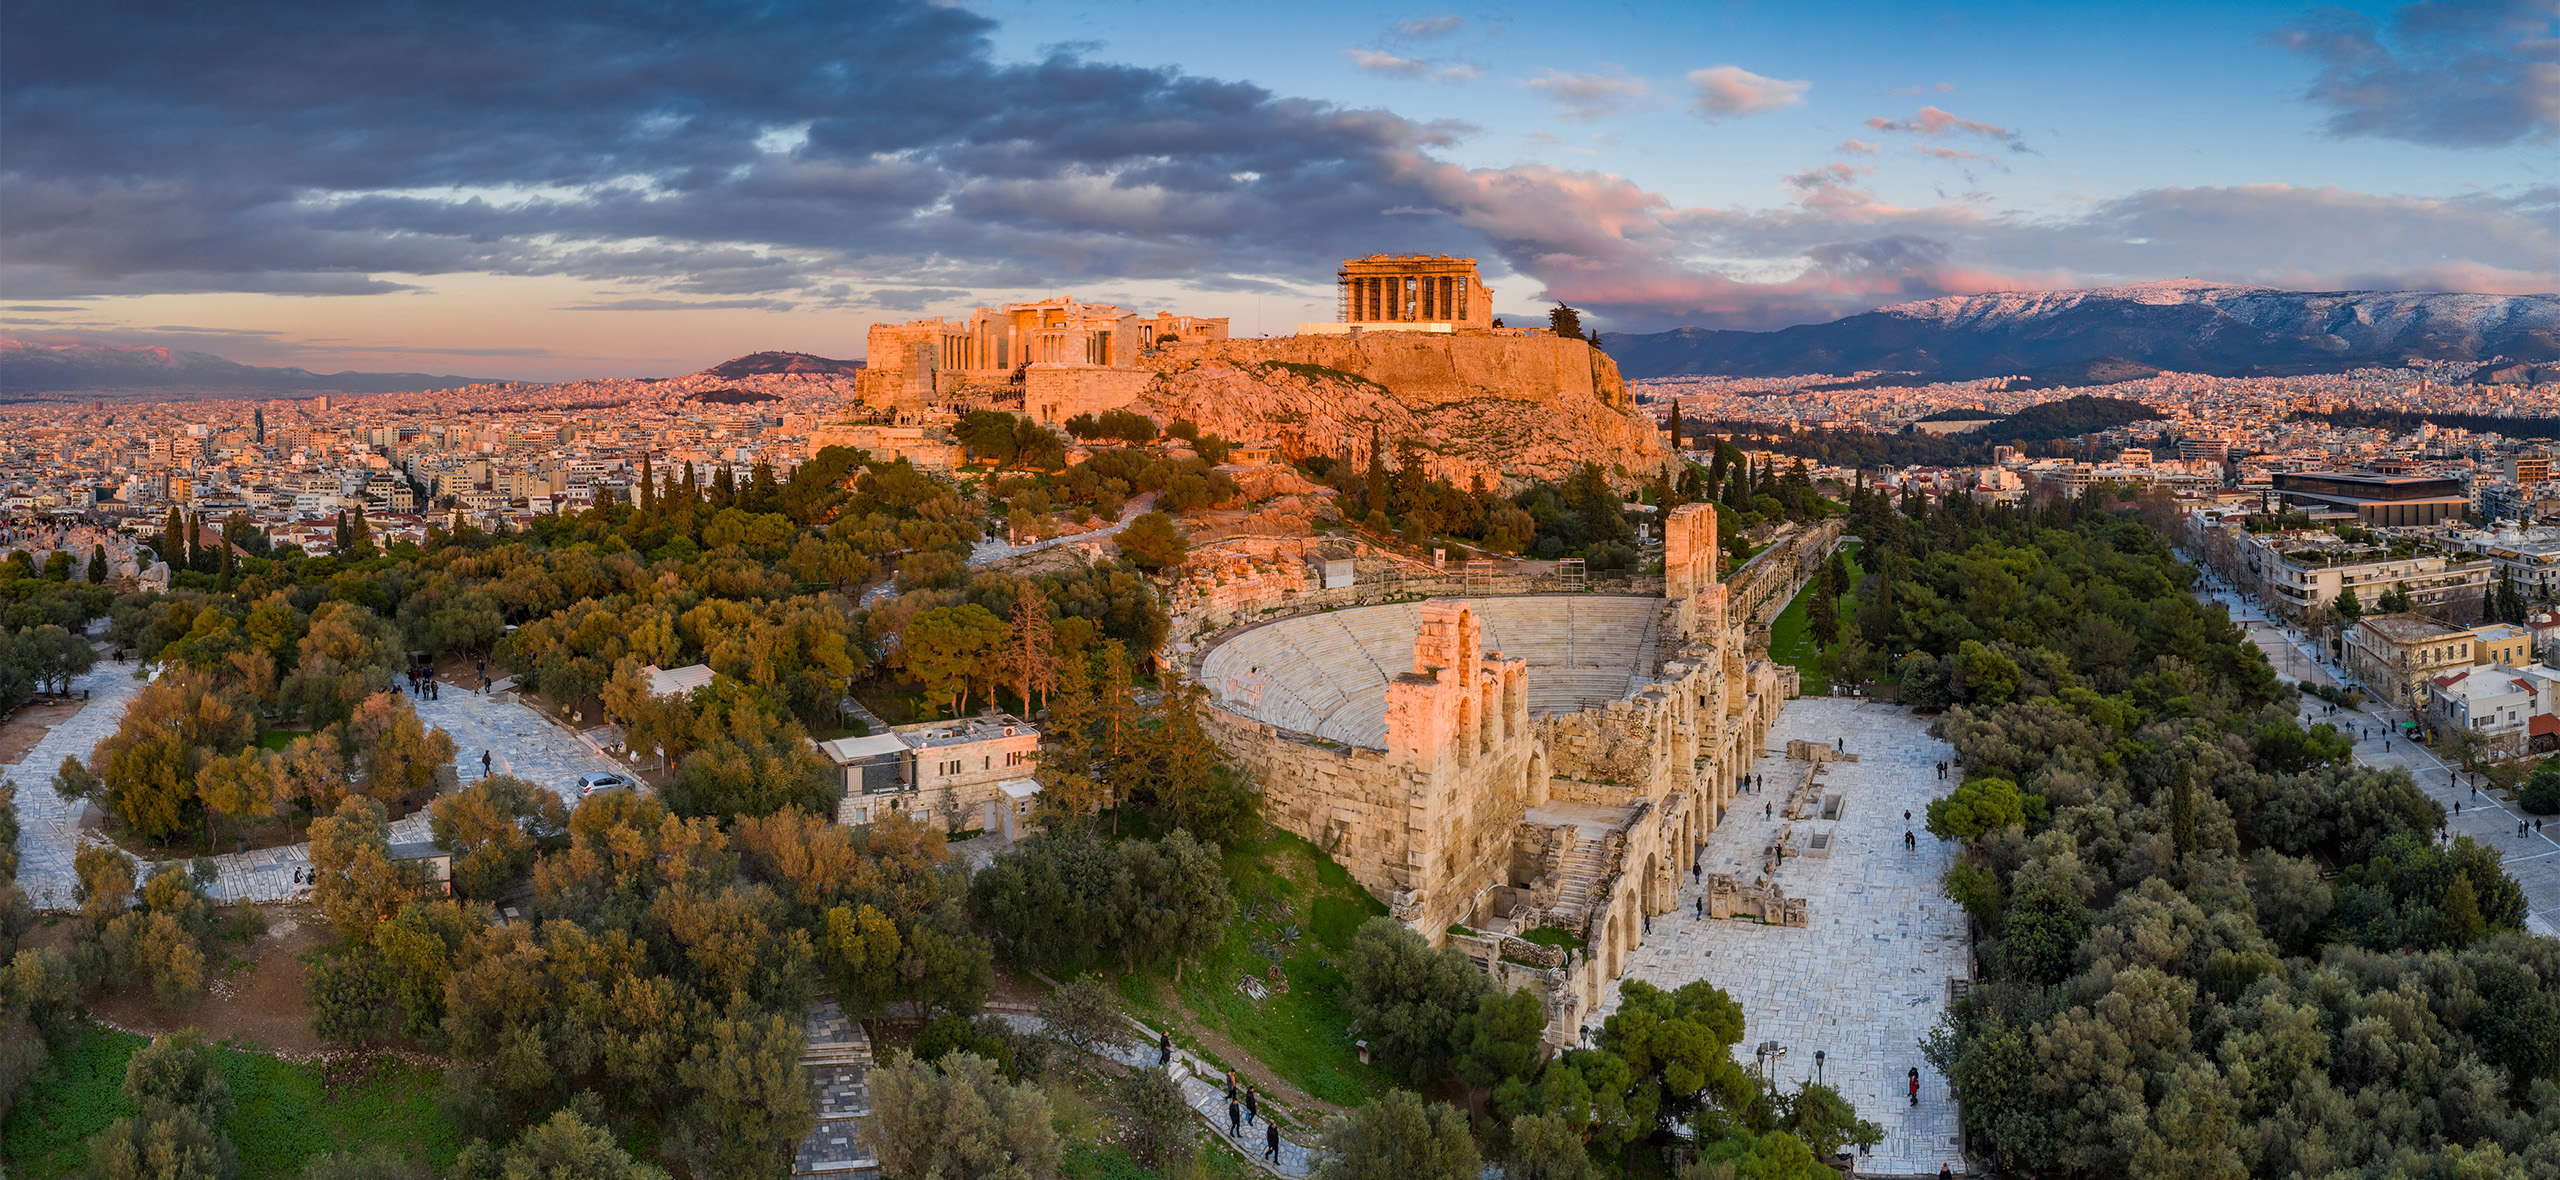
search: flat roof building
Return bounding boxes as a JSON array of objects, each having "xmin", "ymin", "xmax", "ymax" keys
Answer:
[{"xmin": 2274, "ymin": 471, "xmax": 2469, "ymax": 527}]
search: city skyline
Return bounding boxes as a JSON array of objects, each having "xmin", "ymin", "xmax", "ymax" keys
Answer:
[{"xmin": 2, "ymin": 0, "xmax": 2552, "ymax": 382}]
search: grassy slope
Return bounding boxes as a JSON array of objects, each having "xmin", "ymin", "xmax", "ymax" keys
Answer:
[
  {"xmin": 3, "ymin": 1026, "xmax": 465, "ymax": 1179},
  {"xmin": 1765, "ymin": 541, "xmax": 1863, "ymax": 695},
  {"xmin": 1127, "ymin": 826, "xmax": 1399, "ymax": 1109}
]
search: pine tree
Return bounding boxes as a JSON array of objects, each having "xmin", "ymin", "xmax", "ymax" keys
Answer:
[
  {"xmin": 997, "ymin": 585, "xmax": 1061, "ymax": 714},
  {"xmin": 712, "ymin": 466, "xmax": 736, "ymax": 508}
]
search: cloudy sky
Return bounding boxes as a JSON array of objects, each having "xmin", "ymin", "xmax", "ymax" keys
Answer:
[{"xmin": 2, "ymin": 0, "xmax": 2553, "ymax": 380}]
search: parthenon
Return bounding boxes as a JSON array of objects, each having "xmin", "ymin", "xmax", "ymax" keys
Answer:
[{"xmin": 1331, "ymin": 254, "xmax": 1495, "ymax": 330}]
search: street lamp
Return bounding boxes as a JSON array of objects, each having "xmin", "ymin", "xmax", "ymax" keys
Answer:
[{"xmin": 1814, "ymin": 1049, "xmax": 1825, "ymax": 1086}]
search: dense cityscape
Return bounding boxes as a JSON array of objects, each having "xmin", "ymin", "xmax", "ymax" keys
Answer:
[{"xmin": 5, "ymin": 0, "xmax": 2557, "ymax": 1178}]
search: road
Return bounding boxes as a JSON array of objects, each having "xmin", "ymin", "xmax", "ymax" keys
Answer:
[{"xmin": 2190, "ymin": 570, "xmax": 2560, "ymax": 937}]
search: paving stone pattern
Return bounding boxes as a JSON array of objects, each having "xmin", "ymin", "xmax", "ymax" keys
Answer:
[
  {"xmin": 5, "ymin": 668, "xmax": 634, "ymax": 910},
  {"xmin": 1596, "ymin": 697, "xmax": 1968, "ymax": 1177},
  {"xmin": 4, "ymin": 659, "xmax": 147, "ymax": 910},
  {"xmin": 2195, "ymin": 579, "xmax": 2560, "ymax": 938}
]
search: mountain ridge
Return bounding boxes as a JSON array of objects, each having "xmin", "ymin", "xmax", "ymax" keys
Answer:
[
  {"xmin": 0, "ymin": 338, "xmax": 491, "ymax": 395},
  {"xmin": 1610, "ymin": 281, "xmax": 2560, "ymax": 383}
]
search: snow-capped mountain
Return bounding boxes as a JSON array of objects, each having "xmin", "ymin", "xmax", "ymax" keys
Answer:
[
  {"xmin": 1611, "ymin": 281, "xmax": 2560, "ymax": 382},
  {"xmin": 0, "ymin": 338, "xmax": 488, "ymax": 395}
]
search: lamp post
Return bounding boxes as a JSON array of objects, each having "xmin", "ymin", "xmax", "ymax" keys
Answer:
[{"xmin": 1814, "ymin": 1049, "xmax": 1825, "ymax": 1087}]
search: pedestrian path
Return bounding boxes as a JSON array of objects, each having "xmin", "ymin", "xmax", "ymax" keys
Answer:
[
  {"xmin": 3, "ymin": 659, "xmax": 146, "ymax": 909},
  {"xmin": 990, "ymin": 1012, "xmax": 1317, "ymax": 1176},
  {"xmin": 2190, "ymin": 577, "xmax": 2560, "ymax": 937},
  {"xmin": 2, "ymin": 661, "xmax": 636, "ymax": 909},
  {"xmin": 1596, "ymin": 698, "xmax": 1968, "ymax": 1176}
]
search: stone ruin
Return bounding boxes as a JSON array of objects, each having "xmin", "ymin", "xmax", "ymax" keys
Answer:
[{"xmin": 1707, "ymin": 873, "xmax": 1808, "ymax": 926}]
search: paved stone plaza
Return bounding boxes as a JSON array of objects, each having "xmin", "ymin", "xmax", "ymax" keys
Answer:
[
  {"xmin": 1597, "ymin": 697, "xmax": 1967, "ymax": 1177},
  {"xmin": 3, "ymin": 663, "xmax": 634, "ymax": 910}
]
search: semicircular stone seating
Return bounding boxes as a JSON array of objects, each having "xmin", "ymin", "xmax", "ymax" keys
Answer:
[{"xmin": 1199, "ymin": 596, "xmax": 1673, "ymax": 750}]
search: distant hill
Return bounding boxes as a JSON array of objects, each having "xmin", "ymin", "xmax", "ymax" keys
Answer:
[
  {"xmin": 698, "ymin": 351, "xmax": 864, "ymax": 379},
  {"xmin": 1613, "ymin": 282, "xmax": 2560, "ymax": 382},
  {"xmin": 0, "ymin": 338, "xmax": 489, "ymax": 394}
]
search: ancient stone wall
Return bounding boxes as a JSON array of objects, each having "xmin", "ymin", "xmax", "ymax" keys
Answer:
[
  {"xmin": 1190, "ymin": 499, "xmax": 1820, "ymax": 1046},
  {"xmin": 1022, "ymin": 364, "xmax": 1158, "ymax": 427}
]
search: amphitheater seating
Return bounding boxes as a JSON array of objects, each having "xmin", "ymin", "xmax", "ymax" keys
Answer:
[{"xmin": 1200, "ymin": 596, "xmax": 1673, "ymax": 749}]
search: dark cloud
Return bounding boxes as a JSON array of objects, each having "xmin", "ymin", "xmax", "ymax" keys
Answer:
[
  {"xmin": 1, "ymin": 0, "xmax": 2543, "ymax": 339},
  {"xmin": 2274, "ymin": 0, "xmax": 2560, "ymax": 147},
  {"xmin": 1, "ymin": 0, "xmax": 1466, "ymax": 303}
]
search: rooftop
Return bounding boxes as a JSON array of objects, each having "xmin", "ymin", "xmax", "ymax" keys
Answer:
[
  {"xmin": 2355, "ymin": 613, "xmax": 2473, "ymax": 644},
  {"xmin": 891, "ymin": 714, "xmax": 1039, "ymax": 749}
]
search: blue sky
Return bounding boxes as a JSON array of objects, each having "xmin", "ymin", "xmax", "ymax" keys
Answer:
[{"xmin": 0, "ymin": 0, "xmax": 2550, "ymax": 379}]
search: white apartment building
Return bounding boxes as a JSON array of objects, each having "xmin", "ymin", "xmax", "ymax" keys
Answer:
[{"xmin": 2244, "ymin": 531, "xmax": 2493, "ymax": 621}]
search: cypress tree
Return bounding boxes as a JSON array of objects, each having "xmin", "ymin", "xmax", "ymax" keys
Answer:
[
  {"xmin": 637, "ymin": 454, "xmax": 655, "ymax": 518},
  {"xmin": 88, "ymin": 543, "xmax": 108, "ymax": 584},
  {"xmin": 1365, "ymin": 425, "xmax": 1389, "ymax": 518},
  {"xmin": 183, "ymin": 511, "xmax": 201, "ymax": 573},
  {"xmin": 161, "ymin": 506, "xmax": 185, "ymax": 570}
]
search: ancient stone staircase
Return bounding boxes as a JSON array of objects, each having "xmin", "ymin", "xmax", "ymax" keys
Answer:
[{"xmin": 1548, "ymin": 832, "xmax": 1611, "ymax": 928}]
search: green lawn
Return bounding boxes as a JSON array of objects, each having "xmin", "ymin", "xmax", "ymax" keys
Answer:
[
  {"xmin": 3, "ymin": 1026, "xmax": 466, "ymax": 1179},
  {"xmin": 1140, "ymin": 827, "xmax": 1400, "ymax": 1109},
  {"xmin": 1767, "ymin": 542, "xmax": 1863, "ymax": 695}
]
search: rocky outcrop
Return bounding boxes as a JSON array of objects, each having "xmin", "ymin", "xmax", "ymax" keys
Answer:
[{"xmin": 1138, "ymin": 333, "xmax": 1664, "ymax": 487}]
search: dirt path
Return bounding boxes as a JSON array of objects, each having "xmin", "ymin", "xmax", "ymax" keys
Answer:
[{"xmin": 0, "ymin": 699, "xmax": 82, "ymax": 765}]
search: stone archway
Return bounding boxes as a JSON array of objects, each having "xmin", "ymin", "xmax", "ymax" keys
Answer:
[{"xmin": 1643, "ymin": 853, "xmax": 1659, "ymax": 915}]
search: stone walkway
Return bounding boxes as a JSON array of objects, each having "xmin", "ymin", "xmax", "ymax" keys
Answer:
[
  {"xmin": 4, "ymin": 659, "xmax": 147, "ymax": 910},
  {"xmin": 1597, "ymin": 697, "xmax": 1968, "ymax": 1177},
  {"xmin": 2, "ymin": 663, "xmax": 637, "ymax": 910},
  {"xmin": 2193, "ymin": 579, "xmax": 2560, "ymax": 938}
]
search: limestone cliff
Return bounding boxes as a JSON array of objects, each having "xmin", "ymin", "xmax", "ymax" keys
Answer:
[{"xmin": 1137, "ymin": 333, "xmax": 1664, "ymax": 487}]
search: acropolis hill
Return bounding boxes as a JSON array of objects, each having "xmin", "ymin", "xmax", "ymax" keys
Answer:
[{"xmin": 854, "ymin": 255, "xmax": 1667, "ymax": 486}]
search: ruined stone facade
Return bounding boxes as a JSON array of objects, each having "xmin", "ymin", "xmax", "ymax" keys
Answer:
[
  {"xmin": 1196, "ymin": 503, "xmax": 1827, "ymax": 1043},
  {"xmin": 857, "ymin": 297, "xmax": 1227, "ymax": 412}
]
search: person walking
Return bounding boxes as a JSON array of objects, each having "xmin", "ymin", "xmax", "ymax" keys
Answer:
[
  {"xmin": 1228, "ymin": 1098, "xmax": 1241, "ymax": 1139},
  {"xmin": 1245, "ymin": 1088, "xmax": 1258, "ymax": 1126},
  {"xmin": 1764, "ymin": 802, "xmax": 1772, "ymax": 820},
  {"xmin": 1909, "ymin": 1068, "xmax": 1921, "ymax": 1107},
  {"xmin": 1158, "ymin": 1031, "xmax": 1172, "ymax": 1068},
  {"xmin": 481, "ymin": 749, "xmax": 492, "ymax": 775},
  {"xmin": 1696, "ymin": 896, "xmax": 1704, "ymax": 919},
  {"xmin": 1265, "ymin": 1121, "xmax": 1281, "ymax": 1163}
]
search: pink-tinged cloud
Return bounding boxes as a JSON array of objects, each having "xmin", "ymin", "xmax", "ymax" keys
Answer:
[
  {"xmin": 1913, "ymin": 145, "xmax": 2002, "ymax": 165},
  {"xmin": 1348, "ymin": 48, "xmax": 1482, "ymax": 82},
  {"xmin": 1834, "ymin": 139, "xmax": 1882, "ymax": 155},
  {"xmin": 1688, "ymin": 65, "xmax": 1811, "ymax": 119},
  {"xmin": 1866, "ymin": 105, "xmax": 2020, "ymax": 148},
  {"xmin": 1381, "ymin": 150, "xmax": 2555, "ymax": 330},
  {"xmin": 1527, "ymin": 70, "xmax": 1655, "ymax": 121}
]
